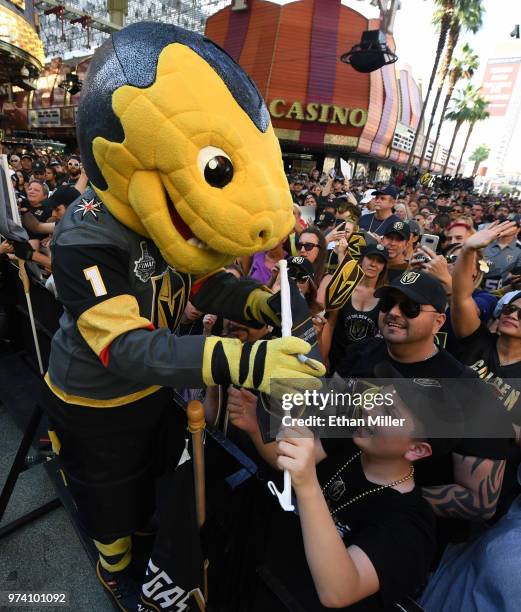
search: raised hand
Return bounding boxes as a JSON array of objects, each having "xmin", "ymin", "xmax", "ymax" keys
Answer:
[{"xmin": 464, "ymin": 220, "xmax": 517, "ymax": 250}]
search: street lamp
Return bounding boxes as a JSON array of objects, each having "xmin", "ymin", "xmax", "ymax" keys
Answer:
[
  {"xmin": 340, "ymin": 30, "xmax": 398, "ymax": 73},
  {"xmin": 59, "ymin": 71, "xmax": 82, "ymax": 96}
]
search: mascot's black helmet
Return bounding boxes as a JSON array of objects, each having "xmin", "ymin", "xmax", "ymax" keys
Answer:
[{"xmin": 76, "ymin": 21, "xmax": 294, "ymax": 276}]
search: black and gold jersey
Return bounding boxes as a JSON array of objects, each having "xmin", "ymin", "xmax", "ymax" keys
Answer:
[{"xmin": 46, "ymin": 188, "xmax": 203, "ymax": 407}]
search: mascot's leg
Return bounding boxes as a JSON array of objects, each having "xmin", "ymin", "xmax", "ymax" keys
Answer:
[{"xmin": 42, "ymin": 386, "xmax": 186, "ymax": 611}]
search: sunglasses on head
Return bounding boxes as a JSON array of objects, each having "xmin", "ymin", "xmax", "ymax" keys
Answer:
[
  {"xmin": 289, "ymin": 273, "xmax": 311, "ymax": 283},
  {"xmin": 298, "ymin": 242, "xmax": 320, "ymax": 252},
  {"xmin": 501, "ymin": 303, "xmax": 521, "ymax": 317},
  {"xmin": 379, "ymin": 294, "xmax": 438, "ymax": 319}
]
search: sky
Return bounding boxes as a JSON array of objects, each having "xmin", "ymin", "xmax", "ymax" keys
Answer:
[
  {"xmin": 375, "ymin": 0, "xmax": 521, "ymax": 174},
  {"xmin": 275, "ymin": 0, "xmax": 521, "ymax": 175}
]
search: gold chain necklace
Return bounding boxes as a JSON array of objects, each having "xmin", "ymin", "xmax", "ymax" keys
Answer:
[
  {"xmin": 321, "ymin": 451, "xmax": 415, "ymax": 516},
  {"xmin": 368, "ymin": 214, "xmax": 386, "ymax": 234}
]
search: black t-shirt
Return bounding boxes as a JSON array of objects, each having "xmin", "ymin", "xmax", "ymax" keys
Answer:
[
  {"xmin": 329, "ymin": 300, "xmax": 380, "ymax": 373},
  {"xmin": 457, "ymin": 324, "xmax": 521, "ymax": 425},
  {"xmin": 359, "ymin": 213, "xmax": 401, "ymax": 237},
  {"xmin": 24, "ymin": 205, "xmax": 53, "ymax": 239},
  {"xmin": 335, "ymin": 338, "xmax": 511, "ymax": 488},
  {"xmin": 385, "ymin": 262, "xmax": 408, "ymax": 283},
  {"xmin": 254, "ymin": 439, "xmax": 435, "ymax": 611}
]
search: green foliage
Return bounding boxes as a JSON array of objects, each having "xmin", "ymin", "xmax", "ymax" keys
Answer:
[{"xmin": 469, "ymin": 144, "xmax": 491, "ymax": 163}]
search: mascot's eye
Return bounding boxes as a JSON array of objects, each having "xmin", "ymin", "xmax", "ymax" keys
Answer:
[{"xmin": 197, "ymin": 146, "xmax": 234, "ymax": 188}]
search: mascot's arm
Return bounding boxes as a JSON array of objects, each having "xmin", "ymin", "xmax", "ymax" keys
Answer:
[
  {"xmin": 51, "ymin": 242, "xmax": 206, "ymax": 388},
  {"xmin": 52, "ymin": 244, "xmax": 324, "ymax": 392},
  {"xmin": 191, "ymin": 271, "xmax": 280, "ymax": 328}
]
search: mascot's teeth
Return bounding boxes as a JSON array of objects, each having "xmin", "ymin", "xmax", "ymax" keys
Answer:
[{"xmin": 187, "ymin": 237, "xmax": 209, "ymax": 250}]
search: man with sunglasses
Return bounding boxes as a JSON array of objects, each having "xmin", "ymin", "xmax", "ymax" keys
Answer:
[
  {"xmin": 65, "ymin": 155, "xmax": 82, "ymax": 184},
  {"xmin": 8, "ymin": 154, "xmax": 21, "ymax": 171},
  {"xmin": 336, "ymin": 270, "xmax": 510, "ymax": 527}
]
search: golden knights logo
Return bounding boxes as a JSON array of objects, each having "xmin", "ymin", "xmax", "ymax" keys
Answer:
[
  {"xmin": 400, "ymin": 271, "xmax": 420, "ymax": 285},
  {"xmin": 150, "ymin": 268, "xmax": 190, "ymax": 330},
  {"xmin": 134, "ymin": 241, "xmax": 156, "ymax": 282},
  {"xmin": 347, "ymin": 316, "xmax": 371, "ymax": 341},
  {"xmin": 347, "ymin": 233, "xmax": 366, "ymax": 260},
  {"xmin": 326, "ymin": 255, "xmax": 365, "ymax": 311}
]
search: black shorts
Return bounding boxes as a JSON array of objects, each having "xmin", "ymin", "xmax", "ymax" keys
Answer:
[{"xmin": 42, "ymin": 385, "xmax": 187, "ymax": 541}]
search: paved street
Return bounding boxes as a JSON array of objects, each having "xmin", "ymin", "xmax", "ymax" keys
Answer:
[{"xmin": 0, "ymin": 404, "xmax": 112, "ymax": 612}]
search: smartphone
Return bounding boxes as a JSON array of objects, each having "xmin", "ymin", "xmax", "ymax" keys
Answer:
[
  {"xmin": 335, "ymin": 219, "xmax": 346, "ymax": 228},
  {"xmin": 420, "ymin": 233, "xmax": 439, "ymax": 252}
]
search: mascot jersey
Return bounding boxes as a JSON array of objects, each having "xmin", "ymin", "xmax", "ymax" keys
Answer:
[
  {"xmin": 44, "ymin": 22, "xmax": 327, "ymax": 408},
  {"xmin": 47, "ymin": 189, "xmax": 199, "ymax": 406}
]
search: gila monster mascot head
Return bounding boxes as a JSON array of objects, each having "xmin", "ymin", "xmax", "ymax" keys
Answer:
[{"xmin": 76, "ymin": 22, "xmax": 294, "ymax": 276}]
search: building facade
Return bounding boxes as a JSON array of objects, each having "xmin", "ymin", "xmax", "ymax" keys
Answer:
[{"xmin": 206, "ymin": 0, "xmax": 445, "ymax": 177}]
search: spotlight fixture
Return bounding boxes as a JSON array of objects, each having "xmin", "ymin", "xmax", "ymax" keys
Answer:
[
  {"xmin": 59, "ymin": 71, "xmax": 82, "ymax": 96},
  {"xmin": 340, "ymin": 30, "xmax": 398, "ymax": 73}
]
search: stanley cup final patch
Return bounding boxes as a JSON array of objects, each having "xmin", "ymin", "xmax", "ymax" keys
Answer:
[{"xmin": 134, "ymin": 241, "xmax": 156, "ymax": 282}]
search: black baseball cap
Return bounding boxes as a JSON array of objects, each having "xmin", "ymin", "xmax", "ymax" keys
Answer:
[
  {"xmin": 371, "ymin": 362, "xmax": 464, "ymax": 443},
  {"xmin": 49, "ymin": 160, "xmax": 62, "ymax": 167},
  {"xmin": 375, "ymin": 270, "xmax": 447, "ymax": 313},
  {"xmin": 47, "ymin": 185, "xmax": 80, "ymax": 209},
  {"xmin": 408, "ymin": 219, "xmax": 422, "ymax": 237},
  {"xmin": 21, "ymin": 153, "xmax": 33, "ymax": 161},
  {"xmin": 316, "ymin": 211, "xmax": 336, "ymax": 228},
  {"xmin": 360, "ymin": 243, "xmax": 389, "ymax": 262},
  {"xmin": 373, "ymin": 184, "xmax": 399, "ymax": 199},
  {"xmin": 288, "ymin": 256, "xmax": 314, "ymax": 280},
  {"xmin": 383, "ymin": 220, "xmax": 411, "ymax": 241},
  {"xmin": 33, "ymin": 161, "xmax": 46, "ymax": 173}
]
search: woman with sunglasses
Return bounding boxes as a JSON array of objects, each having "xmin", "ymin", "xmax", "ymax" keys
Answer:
[
  {"xmin": 321, "ymin": 244, "xmax": 388, "ymax": 371},
  {"xmin": 296, "ymin": 227, "xmax": 327, "ymax": 287}
]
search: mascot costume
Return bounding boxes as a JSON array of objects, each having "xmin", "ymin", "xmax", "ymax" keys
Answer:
[{"xmin": 43, "ymin": 21, "xmax": 327, "ymax": 610}]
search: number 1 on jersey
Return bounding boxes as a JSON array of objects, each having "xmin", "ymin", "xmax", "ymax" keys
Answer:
[{"xmin": 84, "ymin": 265, "xmax": 107, "ymax": 297}]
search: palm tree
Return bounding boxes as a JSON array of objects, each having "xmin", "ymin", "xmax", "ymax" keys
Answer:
[
  {"xmin": 428, "ymin": 43, "xmax": 479, "ymax": 169},
  {"xmin": 442, "ymin": 85, "xmax": 488, "ymax": 174},
  {"xmin": 418, "ymin": 0, "xmax": 484, "ymax": 168},
  {"xmin": 454, "ymin": 99, "xmax": 489, "ymax": 175},
  {"xmin": 405, "ymin": 0, "xmax": 454, "ymax": 170},
  {"xmin": 469, "ymin": 144, "xmax": 491, "ymax": 175}
]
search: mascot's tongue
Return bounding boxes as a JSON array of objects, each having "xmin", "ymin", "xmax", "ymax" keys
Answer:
[{"xmin": 166, "ymin": 193, "xmax": 194, "ymax": 241}]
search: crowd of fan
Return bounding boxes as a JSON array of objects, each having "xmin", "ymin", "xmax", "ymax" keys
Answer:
[{"xmin": 3, "ymin": 156, "xmax": 521, "ymax": 610}]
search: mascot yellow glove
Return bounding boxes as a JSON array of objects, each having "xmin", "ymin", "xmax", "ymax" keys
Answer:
[
  {"xmin": 244, "ymin": 288, "xmax": 281, "ymax": 328},
  {"xmin": 202, "ymin": 336, "xmax": 325, "ymax": 395}
]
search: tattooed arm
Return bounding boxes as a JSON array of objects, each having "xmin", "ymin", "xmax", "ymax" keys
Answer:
[{"xmin": 422, "ymin": 453, "xmax": 505, "ymax": 520}]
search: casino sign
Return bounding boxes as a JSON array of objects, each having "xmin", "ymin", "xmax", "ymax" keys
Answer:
[{"xmin": 268, "ymin": 100, "xmax": 368, "ymax": 128}]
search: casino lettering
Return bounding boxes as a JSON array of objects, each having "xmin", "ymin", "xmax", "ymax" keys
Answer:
[{"xmin": 268, "ymin": 99, "xmax": 368, "ymax": 128}]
